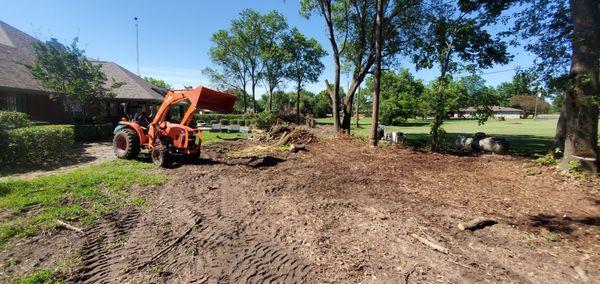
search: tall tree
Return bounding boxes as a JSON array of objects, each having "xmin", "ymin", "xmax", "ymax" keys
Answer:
[
  {"xmin": 301, "ymin": 0, "xmax": 424, "ymax": 134},
  {"xmin": 231, "ymin": 9, "xmax": 266, "ymax": 112},
  {"xmin": 370, "ymin": 0, "xmax": 384, "ymax": 146},
  {"xmin": 510, "ymin": 0, "xmax": 572, "ymax": 151},
  {"xmin": 411, "ymin": 0, "xmax": 511, "ymax": 151},
  {"xmin": 561, "ymin": 0, "xmax": 599, "ymax": 172},
  {"xmin": 300, "ymin": 0, "xmax": 345, "ymax": 132},
  {"xmin": 27, "ymin": 38, "xmax": 122, "ymax": 122},
  {"xmin": 363, "ymin": 69, "xmax": 424, "ymax": 125},
  {"xmin": 204, "ymin": 29, "xmax": 249, "ymax": 112},
  {"xmin": 285, "ymin": 28, "xmax": 327, "ymax": 120},
  {"xmin": 260, "ymin": 12, "xmax": 290, "ymax": 112}
]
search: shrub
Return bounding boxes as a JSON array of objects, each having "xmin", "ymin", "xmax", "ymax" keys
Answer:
[
  {"xmin": 255, "ymin": 112, "xmax": 275, "ymax": 130},
  {"xmin": 74, "ymin": 123, "xmax": 113, "ymax": 141},
  {"xmin": 0, "ymin": 125, "xmax": 74, "ymax": 166},
  {"xmin": 219, "ymin": 119, "xmax": 230, "ymax": 126},
  {"xmin": 0, "ymin": 111, "xmax": 31, "ymax": 130}
]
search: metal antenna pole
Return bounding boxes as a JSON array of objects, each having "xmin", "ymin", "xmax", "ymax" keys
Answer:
[{"xmin": 134, "ymin": 17, "xmax": 140, "ymax": 76}]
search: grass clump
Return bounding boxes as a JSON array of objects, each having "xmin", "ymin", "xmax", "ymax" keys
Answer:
[
  {"xmin": 11, "ymin": 269, "xmax": 58, "ymax": 284},
  {"xmin": 0, "ymin": 159, "xmax": 164, "ymax": 247},
  {"xmin": 532, "ymin": 154, "xmax": 557, "ymax": 166}
]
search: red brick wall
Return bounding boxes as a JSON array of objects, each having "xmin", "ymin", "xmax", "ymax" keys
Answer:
[
  {"xmin": 26, "ymin": 94, "xmax": 68, "ymax": 122},
  {"xmin": 27, "ymin": 95, "xmax": 67, "ymax": 122}
]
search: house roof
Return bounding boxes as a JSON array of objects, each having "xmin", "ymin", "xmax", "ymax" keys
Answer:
[
  {"xmin": 0, "ymin": 20, "xmax": 44, "ymax": 91},
  {"xmin": 459, "ymin": 106, "xmax": 523, "ymax": 113},
  {"xmin": 93, "ymin": 61, "xmax": 164, "ymax": 101},
  {"xmin": 0, "ymin": 20, "xmax": 163, "ymax": 102}
]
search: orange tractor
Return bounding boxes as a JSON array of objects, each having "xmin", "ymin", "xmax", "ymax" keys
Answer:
[{"xmin": 112, "ymin": 86, "xmax": 236, "ymax": 167}]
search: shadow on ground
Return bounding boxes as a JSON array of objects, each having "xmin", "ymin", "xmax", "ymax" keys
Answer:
[
  {"xmin": 0, "ymin": 142, "xmax": 113, "ymax": 177},
  {"xmin": 529, "ymin": 213, "xmax": 600, "ymax": 234}
]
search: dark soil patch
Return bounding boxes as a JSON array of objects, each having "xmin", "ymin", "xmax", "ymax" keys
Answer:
[{"xmin": 1, "ymin": 135, "xmax": 598, "ymax": 283}]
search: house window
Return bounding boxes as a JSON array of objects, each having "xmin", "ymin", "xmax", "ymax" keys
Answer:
[
  {"xmin": 0, "ymin": 95, "xmax": 17, "ymax": 111},
  {"xmin": 0, "ymin": 95, "xmax": 28, "ymax": 112}
]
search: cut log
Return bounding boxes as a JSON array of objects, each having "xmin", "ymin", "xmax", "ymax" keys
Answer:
[
  {"xmin": 290, "ymin": 144, "xmax": 306, "ymax": 153},
  {"xmin": 277, "ymin": 132, "xmax": 291, "ymax": 146},
  {"xmin": 56, "ymin": 219, "xmax": 84, "ymax": 234},
  {"xmin": 458, "ymin": 217, "xmax": 497, "ymax": 231},
  {"xmin": 410, "ymin": 233, "xmax": 449, "ymax": 254}
]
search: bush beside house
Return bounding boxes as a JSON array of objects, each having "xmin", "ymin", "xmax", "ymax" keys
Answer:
[
  {"xmin": 0, "ymin": 124, "xmax": 74, "ymax": 165},
  {"xmin": 0, "ymin": 111, "xmax": 113, "ymax": 166}
]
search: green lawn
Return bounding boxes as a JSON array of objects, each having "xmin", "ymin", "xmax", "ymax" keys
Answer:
[
  {"xmin": 317, "ymin": 117, "xmax": 599, "ymax": 154},
  {"xmin": 201, "ymin": 131, "xmax": 247, "ymax": 145},
  {"xmin": 0, "ymin": 160, "xmax": 164, "ymax": 247}
]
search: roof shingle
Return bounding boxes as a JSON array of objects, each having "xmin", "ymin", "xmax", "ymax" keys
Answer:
[{"xmin": 0, "ymin": 20, "xmax": 163, "ymax": 102}]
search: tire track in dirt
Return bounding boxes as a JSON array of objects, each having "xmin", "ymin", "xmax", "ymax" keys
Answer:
[
  {"xmin": 138, "ymin": 168, "xmax": 314, "ymax": 283},
  {"xmin": 73, "ymin": 208, "xmax": 142, "ymax": 283}
]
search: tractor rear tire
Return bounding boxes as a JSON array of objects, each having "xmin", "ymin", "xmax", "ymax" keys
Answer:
[
  {"xmin": 151, "ymin": 146, "xmax": 170, "ymax": 167},
  {"xmin": 113, "ymin": 128, "xmax": 140, "ymax": 159}
]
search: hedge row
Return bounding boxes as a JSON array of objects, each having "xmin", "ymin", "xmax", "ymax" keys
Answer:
[
  {"xmin": 0, "ymin": 111, "xmax": 31, "ymax": 130},
  {"xmin": 74, "ymin": 123, "xmax": 113, "ymax": 141},
  {"xmin": 0, "ymin": 125, "xmax": 75, "ymax": 165}
]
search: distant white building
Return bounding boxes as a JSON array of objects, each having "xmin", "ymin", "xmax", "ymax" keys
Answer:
[{"xmin": 456, "ymin": 106, "xmax": 523, "ymax": 119}]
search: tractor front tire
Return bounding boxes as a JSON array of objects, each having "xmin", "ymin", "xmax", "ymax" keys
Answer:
[
  {"xmin": 151, "ymin": 146, "xmax": 170, "ymax": 167},
  {"xmin": 113, "ymin": 128, "xmax": 140, "ymax": 159}
]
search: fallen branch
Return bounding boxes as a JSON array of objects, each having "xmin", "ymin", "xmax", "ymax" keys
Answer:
[
  {"xmin": 131, "ymin": 216, "xmax": 203, "ymax": 272},
  {"xmin": 458, "ymin": 218, "xmax": 497, "ymax": 231},
  {"xmin": 56, "ymin": 219, "xmax": 84, "ymax": 234},
  {"xmin": 410, "ymin": 233, "xmax": 449, "ymax": 254},
  {"xmin": 404, "ymin": 265, "xmax": 417, "ymax": 284}
]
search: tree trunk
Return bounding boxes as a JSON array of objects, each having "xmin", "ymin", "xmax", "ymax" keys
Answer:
[
  {"xmin": 555, "ymin": 104, "xmax": 567, "ymax": 152},
  {"xmin": 296, "ymin": 84, "xmax": 301, "ymax": 123},
  {"xmin": 268, "ymin": 88, "xmax": 273, "ymax": 113},
  {"xmin": 430, "ymin": 77, "xmax": 446, "ymax": 152},
  {"xmin": 341, "ymin": 97, "xmax": 354, "ymax": 133},
  {"xmin": 251, "ymin": 82, "xmax": 257, "ymax": 113},
  {"xmin": 331, "ymin": 60, "xmax": 341, "ymax": 133},
  {"xmin": 355, "ymin": 87, "xmax": 360, "ymax": 128},
  {"xmin": 561, "ymin": 0, "xmax": 599, "ymax": 173},
  {"xmin": 320, "ymin": 1, "xmax": 341, "ymax": 134},
  {"xmin": 242, "ymin": 87, "xmax": 247, "ymax": 113},
  {"xmin": 369, "ymin": 0, "xmax": 383, "ymax": 147}
]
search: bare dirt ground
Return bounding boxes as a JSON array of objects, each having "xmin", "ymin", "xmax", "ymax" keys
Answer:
[
  {"xmin": 2, "ymin": 132, "xmax": 599, "ymax": 283},
  {"xmin": 0, "ymin": 141, "xmax": 115, "ymax": 179}
]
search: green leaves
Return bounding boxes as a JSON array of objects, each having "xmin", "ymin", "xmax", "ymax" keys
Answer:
[{"xmin": 26, "ymin": 38, "xmax": 121, "ymax": 121}]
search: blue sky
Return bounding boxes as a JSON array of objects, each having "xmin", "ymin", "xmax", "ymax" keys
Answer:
[{"xmin": 1, "ymin": 0, "xmax": 536, "ymax": 95}]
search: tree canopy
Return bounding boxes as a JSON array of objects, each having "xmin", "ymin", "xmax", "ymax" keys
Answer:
[{"xmin": 27, "ymin": 38, "xmax": 122, "ymax": 123}]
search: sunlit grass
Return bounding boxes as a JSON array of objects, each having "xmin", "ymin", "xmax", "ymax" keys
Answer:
[
  {"xmin": 0, "ymin": 160, "xmax": 164, "ymax": 247},
  {"xmin": 316, "ymin": 117, "xmax": 600, "ymax": 154}
]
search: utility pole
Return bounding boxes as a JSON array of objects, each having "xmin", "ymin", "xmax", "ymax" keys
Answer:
[{"xmin": 134, "ymin": 17, "xmax": 140, "ymax": 76}]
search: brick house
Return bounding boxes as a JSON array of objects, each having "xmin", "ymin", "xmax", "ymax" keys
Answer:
[{"xmin": 0, "ymin": 20, "xmax": 164, "ymax": 123}]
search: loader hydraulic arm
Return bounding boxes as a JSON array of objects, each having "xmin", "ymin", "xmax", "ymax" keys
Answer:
[{"xmin": 151, "ymin": 86, "xmax": 237, "ymax": 127}]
